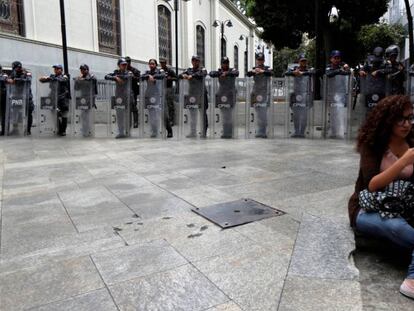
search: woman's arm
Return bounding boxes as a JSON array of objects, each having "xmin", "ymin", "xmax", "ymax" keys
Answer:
[{"xmin": 368, "ymin": 148, "xmax": 414, "ymax": 192}]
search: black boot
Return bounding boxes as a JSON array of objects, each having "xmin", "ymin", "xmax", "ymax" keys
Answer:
[
  {"xmin": 133, "ymin": 111, "xmax": 138, "ymax": 128},
  {"xmin": 59, "ymin": 117, "xmax": 67, "ymax": 136}
]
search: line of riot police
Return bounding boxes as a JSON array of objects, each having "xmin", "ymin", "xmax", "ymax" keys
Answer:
[{"xmin": 0, "ymin": 44, "xmax": 408, "ymax": 140}]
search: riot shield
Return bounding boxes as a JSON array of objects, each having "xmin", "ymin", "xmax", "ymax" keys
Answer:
[
  {"xmin": 72, "ymin": 79, "xmax": 95, "ymax": 137},
  {"xmin": 236, "ymin": 78, "xmax": 247, "ymax": 138},
  {"xmin": 284, "ymin": 74, "xmax": 314, "ymax": 138},
  {"xmin": 5, "ymin": 81, "xmax": 29, "ymax": 136},
  {"xmin": 246, "ymin": 75, "xmax": 274, "ymax": 138},
  {"xmin": 139, "ymin": 78, "xmax": 165, "ymax": 138},
  {"xmin": 272, "ymin": 78, "xmax": 286, "ymax": 138},
  {"xmin": 37, "ymin": 80, "xmax": 58, "ymax": 136},
  {"xmin": 210, "ymin": 75, "xmax": 238, "ymax": 139},
  {"xmin": 109, "ymin": 77, "xmax": 131, "ymax": 138},
  {"xmin": 359, "ymin": 73, "xmax": 386, "ymax": 116},
  {"xmin": 323, "ymin": 73, "xmax": 352, "ymax": 139},
  {"xmin": 178, "ymin": 78, "xmax": 206, "ymax": 139}
]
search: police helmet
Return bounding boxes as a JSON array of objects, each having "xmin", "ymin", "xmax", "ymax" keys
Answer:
[
  {"xmin": 298, "ymin": 53, "xmax": 307, "ymax": 61},
  {"xmin": 191, "ymin": 55, "xmax": 200, "ymax": 61},
  {"xmin": 221, "ymin": 57, "xmax": 230, "ymax": 64},
  {"xmin": 117, "ymin": 58, "xmax": 127, "ymax": 66},
  {"xmin": 79, "ymin": 64, "xmax": 89, "ymax": 71},
  {"xmin": 124, "ymin": 56, "xmax": 132, "ymax": 63},
  {"xmin": 372, "ymin": 47, "xmax": 384, "ymax": 58},
  {"xmin": 385, "ymin": 45, "xmax": 399, "ymax": 58},
  {"xmin": 256, "ymin": 52, "xmax": 265, "ymax": 60},
  {"xmin": 330, "ymin": 50, "xmax": 341, "ymax": 58},
  {"xmin": 12, "ymin": 61, "xmax": 22, "ymax": 70}
]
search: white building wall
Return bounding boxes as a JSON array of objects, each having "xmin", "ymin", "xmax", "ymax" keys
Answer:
[{"xmin": 1, "ymin": 0, "xmax": 270, "ymax": 77}]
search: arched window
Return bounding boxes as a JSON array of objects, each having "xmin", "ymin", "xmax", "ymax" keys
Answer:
[
  {"xmin": 221, "ymin": 37, "xmax": 227, "ymax": 57},
  {"xmin": 234, "ymin": 45, "xmax": 239, "ymax": 70},
  {"xmin": 97, "ymin": 0, "xmax": 121, "ymax": 55},
  {"xmin": 158, "ymin": 5, "xmax": 172, "ymax": 65},
  {"xmin": 0, "ymin": 0, "xmax": 24, "ymax": 36},
  {"xmin": 196, "ymin": 25, "xmax": 205, "ymax": 66}
]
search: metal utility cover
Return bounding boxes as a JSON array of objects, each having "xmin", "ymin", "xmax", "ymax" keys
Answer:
[{"xmin": 192, "ymin": 198, "xmax": 285, "ymax": 229}]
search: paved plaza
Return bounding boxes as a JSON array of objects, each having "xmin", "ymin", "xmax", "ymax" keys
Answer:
[{"xmin": 0, "ymin": 136, "xmax": 413, "ymax": 310}]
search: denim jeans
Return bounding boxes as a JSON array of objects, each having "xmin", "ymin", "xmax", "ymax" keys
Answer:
[{"xmin": 356, "ymin": 211, "xmax": 414, "ymax": 278}]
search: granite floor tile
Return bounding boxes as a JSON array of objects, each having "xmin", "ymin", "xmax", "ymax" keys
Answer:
[
  {"xmin": 92, "ymin": 239, "xmax": 188, "ymax": 285},
  {"xmin": 28, "ymin": 288, "xmax": 118, "ymax": 311},
  {"xmin": 278, "ymin": 276, "xmax": 362, "ymax": 311},
  {"xmin": 0, "ymin": 256, "xmax": 104, "ymax": 311},
  {"xmin": 109, "ymin": 264, "xmax": 228, "ymax": 311}
]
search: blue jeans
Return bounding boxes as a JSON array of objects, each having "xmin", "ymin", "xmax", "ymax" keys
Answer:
[{"xmin": 356, "ymin": 211, "xmax": 414, "ymax": 279}]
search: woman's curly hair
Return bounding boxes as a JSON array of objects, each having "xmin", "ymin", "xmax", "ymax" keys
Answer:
[{"xmin": 357, "ymin": 95, "xmax": 414, "ymax": 154}]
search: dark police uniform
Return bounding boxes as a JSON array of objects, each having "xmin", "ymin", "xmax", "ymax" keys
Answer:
[
  {"xmin": 179, "ymin": 65, "xmax": 208, "ymax": 137},
  {"xmin": 247, "ymin": 63, "xmax": 273, "ymax": 138},
  {"xmin": 141, "ymin": 68, "xmax": 166, "ymax": 137},
  {"xmin": 8, "ymin": 68, "xmax": 34, "ymax": 135},
  {"xmin": 40, "ymin": 73, "xmax": 70, "ymax": 136},
  {"xmin": 127, "ymin": 63, "xmax": 140, "ymax": 128},
  {"xmin": 161, "ymin": 64, "xmax": 177, "ymax": 134},
  {"xmin": 105, "ymin": 68, "xmax": 134, "ymax": 138},
  {"xmin": 75, "ymin": 71, "xmax": 97, "ymax": 137},
  {"xmin": 285, "ymin": 64, "xmax": 314, "ymax": 137},
  {"xmin": 209, "ymin": 66, "xmax": 239, "ymax": 138}
]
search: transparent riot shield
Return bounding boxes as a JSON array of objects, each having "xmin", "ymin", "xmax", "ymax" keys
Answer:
[
  {"xmin": 246, "ymin": 75, "xmax": 274, "ymax": 138},
  {"xmin": 139, "ymin": 78, "xmax": 165, "ymax": 138},
  {"xmin": 272, "ymin": 78, "xmax": 286, "ymax": 138},
  {"xmin": 72, "ymin": 79, "xmax": 95, "ymax": 137},
  {"xmin": 236, "ymin": 78, "xmax": 247, "ymax": 138},
  {"xmin": 284, "ymin": 74, "xmax": 314, "ymax": 138},
  {"xmin": 178, "ymin": 78, "xmax": 206, "ymax": 139},
  {"xmin": 109, "ymin": 77, "xmax": 131, "ymax": 138},
  {"xmin": 37, "ymin": 80, "xmax": 58, "ymax": 136},
  {"xmin": 5, "ymin": 81, "xmax": 28, "ymax": 136},
  {"xmin": 210, "ymin": 75, "xmax": 238, "ymax": 139},
  {"xmin": 359, "ymin": 74, "xmax": 386, "ymax": 117},
  {"xmin": 323, "ymin": 73, "xmax": 352, "ymax": 139}
]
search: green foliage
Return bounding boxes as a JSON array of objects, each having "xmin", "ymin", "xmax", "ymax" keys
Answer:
[
  {"xmin": 245, "ymin": 0, "xmax": 389, "ymax": 65},
  {"xmin": 273, "ymin": 40, "xmax": 316, "ymax": 76},
  {"xmin": 357, "ymin": 23, "xmax": 405, "ymax": 55}
]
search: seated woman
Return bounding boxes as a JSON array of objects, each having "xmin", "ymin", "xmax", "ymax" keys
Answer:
[{"xmin": 348, "ymin": 95, "xmax": 414, "ymax": 299}]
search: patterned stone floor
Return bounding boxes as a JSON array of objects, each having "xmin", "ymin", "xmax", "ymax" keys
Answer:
[{"xmin": 0, "ymin": 136, "xmax": 412, "ymax": 310}]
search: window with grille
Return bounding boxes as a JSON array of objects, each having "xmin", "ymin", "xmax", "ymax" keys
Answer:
[
  {"xmin": 221, "ymin": 38, "xmax": 227, "ymax": 57},
  {"xmin": 97, "ymin": 0, "xmax": 121, "ymax": 55},
  {"xmin": 196, "ymin": 25, "xmax": 205, "ymax": 66},
  {"xmin": 158, "ymin": 5, "xmax": 172, "ymax": 65},
  {"xmin": 234, "ymin": 45, "xmax": 239, "ymax": 70},
  {"xmin": 0, "ymin": 0, "xmax": 24, "ymax": 36}
]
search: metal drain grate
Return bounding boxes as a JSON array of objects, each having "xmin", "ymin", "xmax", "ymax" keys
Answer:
[{"xmin": 191, "ymin": 198, "xmax": 285, "ymax": 229}]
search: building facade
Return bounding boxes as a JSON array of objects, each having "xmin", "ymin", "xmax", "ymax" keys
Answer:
[{"xmin": 0, "ymin": 0, "xmax": 272, "ymax": 79}]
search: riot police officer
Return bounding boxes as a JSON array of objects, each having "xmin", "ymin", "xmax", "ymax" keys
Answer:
[
  {"xmin": 39, "ymin": 64, "xmax": 70, "ymax": 136},
  {"xmin": 247, "ymin": 52, "xmax": 273, "ymax": 138},
  {"xmin": 0, "ymin": 65, "xmax": 7, "ymax": 136},
  {"xmin": 105, "ymin": 58, "xmax": 134, "ymax": 138},
  {"xmin": 7, "ymin": 61, "xmax": 34, "ymax": 135},
  {"xmin": 325, "ymin": 50, "xmax": 351, "ymax": 139},
  {"xmin": 285, "ymin": 53, "xmax": 314, "ymax": 138},
  {"xmin": 179, "ymin": 55, "xmax": 208, "ymax": 138},
  {"xmin": 159, "ymin": 58, "xmax": 176, "ymax": 138},
  {"xmin": 125, "ymin": 56, "xmax": 141, "ymax": 128},
  {"xmin": 74, "ymin": 64, "xmax": 97, "ymax": 137},
  {"xmin": 384, "ymin": 45, "xmax": 405, "ymax": 95},
  {"xmin": 359, "ymin": 47, "xmax": 387, "ymax": 112},
  {"xmin": 209, "ymin": 57, "xmax": 239, "ymax": 138},
  {"xmin": 141, "ymin": 59, "xmax": 166, "ymax": 138}
]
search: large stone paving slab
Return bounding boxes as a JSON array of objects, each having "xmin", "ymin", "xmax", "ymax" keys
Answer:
[
  {"xmin": 28, "ymin": 288, "xmax": 118, "ymax": 311},
  {"xmin": 0, "ymin": 256, "xmax": 104, "ymax": 311},
  {"xmin": 278, "ymin": 276, "xmax": 363, "ymax": 311},
  {"xmin": 288, "ymin": 214, "xmax": 359, "ymax": 280},
  {"xmin": 108, "ymin": 264, "xmax": 228, "ymax": 311},
  {"xmin": 91, "ymin": 239, "xmax": 188, "ymax": 285}
]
